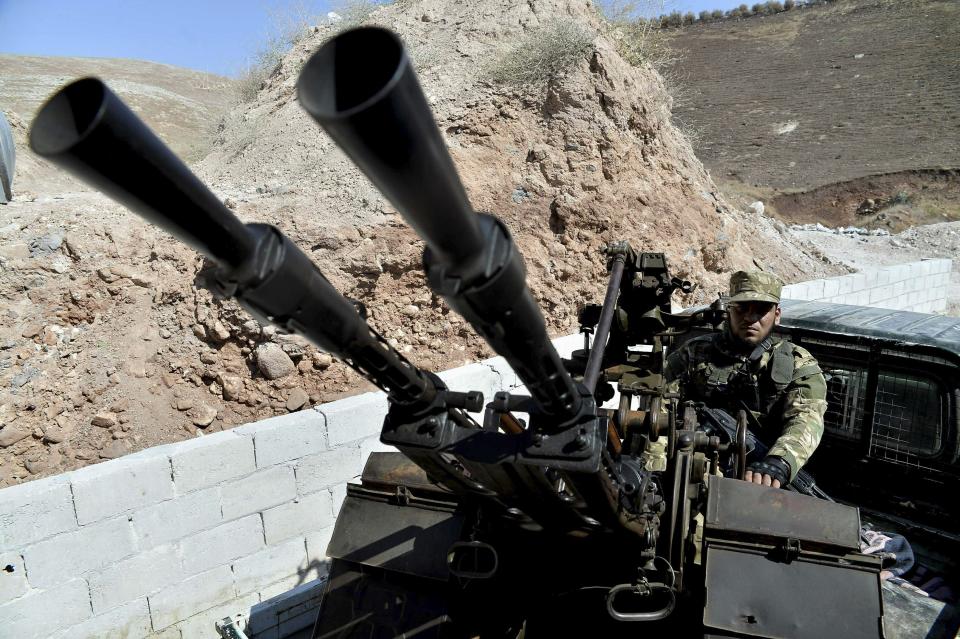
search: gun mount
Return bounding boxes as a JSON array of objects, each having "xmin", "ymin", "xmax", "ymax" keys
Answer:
[{"xmin": 31, "ymin": 27, "xmax": 887, "ymax": 638}]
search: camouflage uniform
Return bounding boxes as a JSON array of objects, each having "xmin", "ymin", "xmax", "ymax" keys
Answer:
[{"xmin": 663, "ymin": 272, "xmax": 827, "ymax": 482}]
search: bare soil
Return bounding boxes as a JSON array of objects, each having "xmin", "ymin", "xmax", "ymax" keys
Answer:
[{"xmin": 662, "ymin": 0, "xmax": 960, "ymax": 191}]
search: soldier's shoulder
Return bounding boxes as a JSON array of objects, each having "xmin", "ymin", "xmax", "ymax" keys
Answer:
[{"xmin": 774, "ymin": 340, "xmax": 824, "ymax": 382}]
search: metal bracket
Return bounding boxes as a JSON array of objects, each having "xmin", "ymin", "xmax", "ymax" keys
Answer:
[
  {"xmin": 215, "ymin": 614, "xmax": 249, "ymax": 639},
  {"xmin": 782, "ymin": 537, "xmax": 802, "ymax": 563}
]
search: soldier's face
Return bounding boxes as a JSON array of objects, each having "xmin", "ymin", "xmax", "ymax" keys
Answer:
[{"xmin": 727, "ymin": 301, "xmax": 780, "ymax": 346}]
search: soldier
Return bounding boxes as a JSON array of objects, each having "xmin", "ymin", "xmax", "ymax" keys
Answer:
[{"xmin": 665, "ymin": 271, "xmax": 827, "ymax": 488}]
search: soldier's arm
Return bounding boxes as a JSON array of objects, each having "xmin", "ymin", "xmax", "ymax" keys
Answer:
[{"xmin": 767, "ymin": 346, "xmax": 828, "ymax": 482}]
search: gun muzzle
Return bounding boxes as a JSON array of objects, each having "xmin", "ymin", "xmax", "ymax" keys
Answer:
[
  {"xmin": 297, "ymin": 26, "xmax": 484, "ymax": 265},
  {"xmin": 29, "ymin": 78, "xmax": 256, "ymax": 270}
]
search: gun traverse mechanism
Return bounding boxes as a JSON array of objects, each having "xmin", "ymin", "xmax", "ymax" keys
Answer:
[{"xmin": 31, "ymin": 27, "xmax": 885, "ymax": 639}]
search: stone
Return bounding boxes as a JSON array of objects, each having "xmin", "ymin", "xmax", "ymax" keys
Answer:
[
  {"xmin": 0, "ymin": 422, "xmax": 31, "ymax": 447},
  {"xmin": 192, "ymin": 404, "xmax": 218, "ymax": 427},
  {"xmin": 403, "ymin": 304, "xmax": 420, "ymax": 317},
  {"xmin": 25, "ymin": 457, "xmax": 47, "ymax": 474},
  {"xmin": 44, "ymin": 402, "xmax": 65, "ymax": 419},
  {"xmin": 200, "ymin": 352, "xmax": 218, "ymax": 365},
  {"xmin": 218, "ymin": 374, "xmax": 243, "ymax": 401},
  {"xmin": 97, "ymin": 267, "xmax": 121, "ymax": 283},
  {"xmin": 175, "ymin": 398, "xmax": 194, "ymax": 411},
  {"xmin": 208, "ymin": 321, "xmax": 231, "ymax": 342},
  {"xmin": 285, "ymin": 388, "xmax": 309, "ymax": 412},
  {"xmin": 100, "ymin": 439, "xmax": 131, "ymax": 459},
  {"xmin": 109, "ymin": 398, "xmax": 129, "ymax": 413},
  {"xmin": 192, "ymin": 324, "xmax": 207, "ymax": 340},
  {"xmin": 161, "ymin": 372, "xmax": 178, "ymax": 388},
  {"xmin": 159, "ymin": 328, "xmax": 172, "ymax": 339},
  {"xmin": 297, "ymin": 359, "xmax": 312, "ymax": 373},
  {"xmin": 43, "ymin": 422, "xmax": 72, "ymax": 444},
  {"xmin": 312, "ymin": 352, "xmax": 333, "ymax": 370},
  {"xmin": 255, "ymin": 343, "xmax": 295, "ymax": 380},
  {"xmin": 21, "ymin": 324, "xmax": 42, "ymax": 339},
  {"xmin": 91, "ymin": 412, "xmax": 117, "ymax": 428}
]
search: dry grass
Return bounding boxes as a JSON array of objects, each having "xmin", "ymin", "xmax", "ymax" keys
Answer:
[
  {"xmin": 235, "ymin": 0, "xmax": 383, "ymax": 103},
  {"xmin": 485, "ymin": 19, "xmax": 596, "ymax": 87}
]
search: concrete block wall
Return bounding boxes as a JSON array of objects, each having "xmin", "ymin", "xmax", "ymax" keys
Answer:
[
  {"xmin": 1, "ymin": 258, "xmax": 949, "ymax": 638},
  {"xmin": 782, "ymin": 258, "xmax": 952, "ymax": 313},
  {"xmin": 0, "ymin": 335, "xmax": 582, "ymax": 639}
]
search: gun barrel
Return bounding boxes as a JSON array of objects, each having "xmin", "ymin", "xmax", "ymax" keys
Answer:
[
  {"xmin": 297, "ymin": 27, "xmax": 484, "ymax": 265},
  {"xmin": 29, "ymin": 78, "xmax": 256, "ymax": 270}
]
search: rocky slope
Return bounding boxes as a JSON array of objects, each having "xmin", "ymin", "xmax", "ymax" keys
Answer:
[{"xmin": 0, "ymin": 0, "xmax": 835, "ymax": 487}]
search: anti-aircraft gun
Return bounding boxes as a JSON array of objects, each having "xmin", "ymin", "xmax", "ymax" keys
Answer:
[{"xmin": 31, "ymin": 27, "xmax": 885, "ymax": 638}]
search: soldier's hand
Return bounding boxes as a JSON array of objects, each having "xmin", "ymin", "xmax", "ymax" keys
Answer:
[
  {"xmin": 744, "ymin": 469, "xmax": 781, "ymax": 488},
  {"xmin": 744, "ymin": 456, "xmax": 791, "ymax": 489}
]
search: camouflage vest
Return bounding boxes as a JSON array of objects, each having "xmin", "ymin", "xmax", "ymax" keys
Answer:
[{"xmin": 668, "ymin": 332, "xmax": 817, "ymax": 444}]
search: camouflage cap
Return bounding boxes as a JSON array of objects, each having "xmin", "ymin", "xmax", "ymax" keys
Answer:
[{"xmin": 728, "ymin": 270, "xmax": 783, "ymax": 304}]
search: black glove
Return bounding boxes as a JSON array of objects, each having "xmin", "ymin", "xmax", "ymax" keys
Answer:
[{"xmin": 747, "ymin": 455, "xmax": 791, "ymax": 487}]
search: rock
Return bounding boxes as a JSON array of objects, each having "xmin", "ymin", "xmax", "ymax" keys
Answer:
[
  {"xmin": 21, "ymin": 324, "xmax": 42, "ymax": 339},
  {"xmin": 99, "ymin": 439, "xmax": 131, "ymax": 459},
  {"xmin": 44, "ymin": 402, "xmax": 65, "ymax": 419},
  {"xmin": 161, "ymin": 372, "xmax": 179, "ymax": 388},
  {"xmin": 256, "ymin": 343, "xmax": 296, "ymax": 380},
  {"xmin": 208, "ymin": 321, "xmax": 231, "ymax": 342},
  {"xmin": 11, "ymin": 365, "xmax": 40, "ymax": 388},
  {"xmin": 24, "ymin": 458, "xmax": 47, "ymax": 475},
  {"xmin": 403, "ymin": 304, "xmax": 420, "ymax": 317},
  {"xmin": 159, "ymin": 328, "xmax": 172, "ymax": 339},
  {"xmin": 91, "ymin": 412, "xmax": 117, "ymax": 428},
  {"xmin": 97, "ymin": 268, "xmax": 121, "ymax": 283},
  {"xmin": 29, "ymin": 230, "xmax": 65, "ymax": 256},
  {"xmin": 297, "ymin": 359, "xmax": 312, "ymax": 373},
  {"xmin": 41, "ymin": 327, "xmax": 59, "ymax": 346},
  {"xmin": 192, "ymin": 404, "xmax": 218, "ymax": 427},
  {"xmin": 241, "ymin": 319, "xmax": 261, "ymax": 338},
  {"xmin": 75, "ymin": 448, "xmax": 97, "ymax": 461},
  {"xmin": 192, "ymin": 324, "xmax": 208, "ymax": 340},
  {"xmin": 175, "ymin": 398, "xmax": 194, "ymax": 411},
  {"xmin": 285, "ymin": 388, "xmax": 310, "ymax": 412},
  {"xmin": 218, "ymin": 374, "xmax": 243, "ymax": 401},
  {"xmin": 200, "ymin": 352, "xmax": 218, "ymax": 365},
  {"xmin": 42, "ymin": 423, "xmax": 72, "ymax": 444},
  {"xmin": 0, "ymin": 423, "xmax": 31, "ymax": 447},
  {"xmin": 109, "ymin": 398, "xmax": 129, "ymax": 413},
  {"xmin": 313, "ymin": 352, "xmax": 333, "ymax": 370},
  {"xmin": 747, "ymin": 201, "xmax": 764, "ymax": 216}
]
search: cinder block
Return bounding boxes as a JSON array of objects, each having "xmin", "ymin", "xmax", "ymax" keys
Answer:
[
  {"xmin": 0, "ymin": 550, "xmax": 28, "ymax": 604},
  {"xmin": 0, "ymin": 475, "xmax": 77, "ymax": 551},
  {"xmin": 221, "ymin": 466, "xmax": 297, "ymax": 521},
  {"xmin": 24, "ymin": 516, "xmax": 136, "ymax": 588},
  {"xmin": 233, "ymin": 537, "xmax": 308, "ymax": 596},
  {"xmin": 247, "ymin": 410, "xmax": 328, "ymax": 468},
  {"xmin": 0, "ymin": 578, "xmax": 91, "ymax": 639},
  {"xmin": 836, "ymin": 275, "xmax": 856, "ymax": 295},
  {"xmin": 148, "ymin": 565, "xmax": 236, "ymax": 630},
  {"xmin": 360, "ymin": 437, "xmax": 398, "ymax": 469},
  {"xmin": 296, "ymin": 446, "xmax": 362, "ymax": 494},
  {"xmin": 251, "ymin": 578, "xmax": 326, "ymax": 636},
  {"xmin": 821, "ymin": 278, "xmax": 841, "ymax": 298},
  {"xmin": 71, "ymin": 453, "xmax": 174, "ymax": 525},
  {"xmin": 262, "ymin": 490, "xmax": 334, "ymax": 545},
  {"xmin": 552, "ymin": 333, "xmax": 584, "ymax": 359},
  {"xmin": 170, "ymin": 431, "xmax": 256, "ymax": 494},
  {"xmin": 782, "ymin": 282, "xmax": 808, "ymax": 300},
  {"xmin": 868, "ymin": 287, "xmax": 887, "ymax": 304},
  {"xmin": 877, "ymin": 269, "xmax": 892, "ymax": 286},
  {"xmin": 806, "ymin": 279, "xmax": 826, "ymax": 300},
  {"xmin": 330, "ymin": 483, "xmax": 348, "ymax": 515},
  {"xmin": 306, "ymin": 525, "xmax": 335, "ymax": 564},
  {"xmin": 173, "ymin": 592, "xmax": 259, "ymax": 639},
  {"xmin": 892, "ymin": 280, "xmax": 906, "ymax": 298},
  {"xmin": 88, "ymin": 543, "xmax": 183, "ymax": 613},
  {"xmin": 50, "ymin": 597, "xmax": 151, "ymax": 639},
  {"xmin": 321, "ymin": 392, "xmax": 388, "ymax": 447},
  {"xmin": 180, "ymin": 514, "xmax": 264, "ymax": 575},
  {"xmin": 132, "ymin": 485, "xmax": 222, "ymax": 549}
]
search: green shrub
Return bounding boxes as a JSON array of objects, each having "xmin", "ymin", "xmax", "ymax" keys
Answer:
[
  {"xmin": 768, "ymin": 1, "xmax": 784, "ymax": 12},
  {"xmin": 751, "ymin": 3, "xmax": 765, "ymax": 14},
  {"xmin": 486, "ymin": 19, "xmax": 595, "ymax": 87},
  {"xmin": 683, "ymin": 11, "xmax": 696, "ymax": 25},
  {"xmin": 784, "ymin": 0, "xmax": 796, "ymax": 9},
  {"xmin": 710, "ymin": 9, "xmax": 724, "ymax": 19},
  {"xmin": 699, "ymin": 10, "xmax": 710, "ymax": 22},
  {"xmin": 667, "ymin": 10, "xmax": 683, "ymax": 26}
]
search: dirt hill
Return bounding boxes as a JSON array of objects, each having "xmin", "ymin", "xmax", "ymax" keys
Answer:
[
  {"xmin": 0, "ymin": 54, "xmax": 234, "ymax": 193},
  {"xmin": 661, "ymin": 0, "xmax": 960, "ymax": 191},
  {"xmin": 0, "ymin": 0, "xmax": 835, "ymax": 487}
]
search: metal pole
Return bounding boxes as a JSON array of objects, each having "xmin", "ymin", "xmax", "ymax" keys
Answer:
[{"xmin": 583, "ymin": 253, "xmax": 627, "ymax": 393}]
